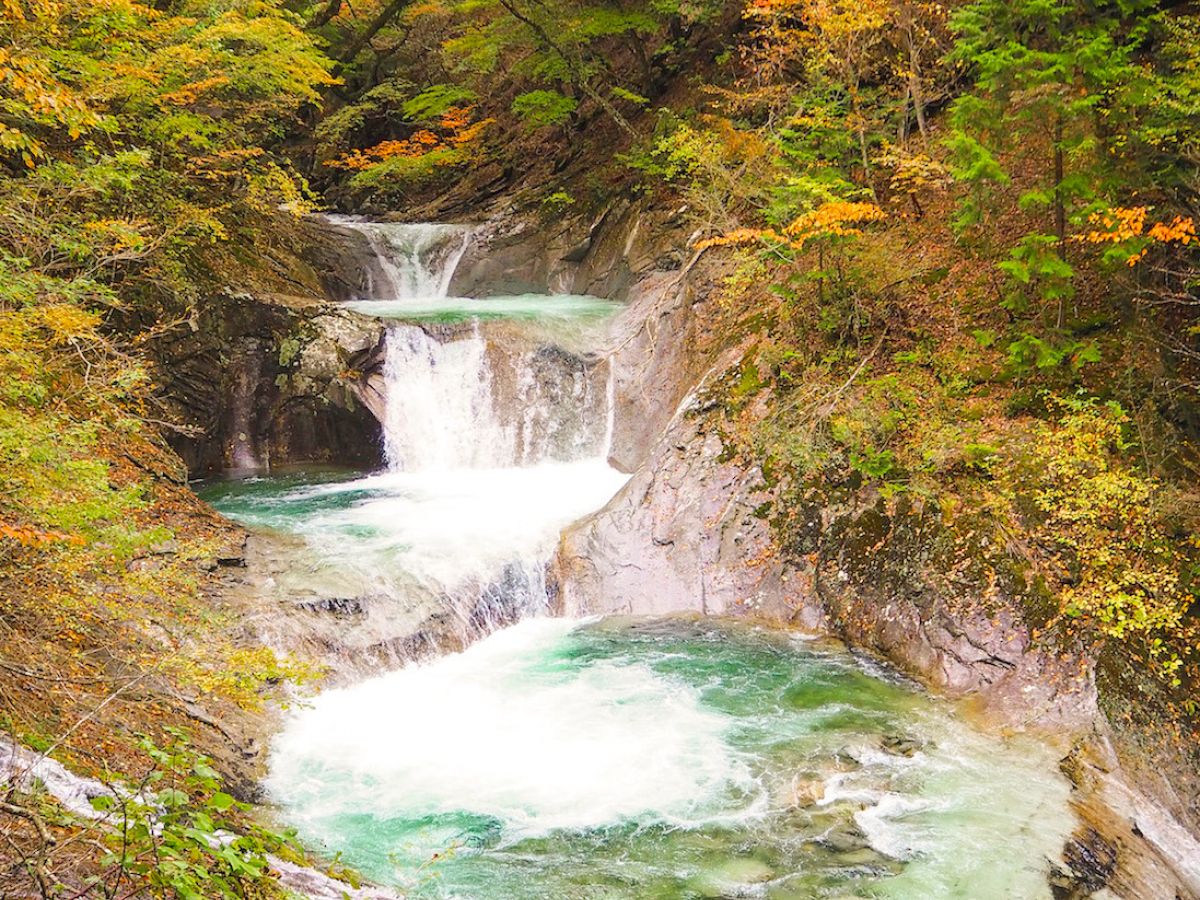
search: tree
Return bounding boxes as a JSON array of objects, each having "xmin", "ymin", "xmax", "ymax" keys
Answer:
[{"xmin": 947, "ymin": 0, "xmax": 1160, "ymax": 325}]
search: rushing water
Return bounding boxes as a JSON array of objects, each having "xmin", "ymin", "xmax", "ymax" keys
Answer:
[
  {"xmin": 331, "ymin": 218, "xmax": 474, "ymax": 302},
  {"xmin": 203, "ymin": 221, "xmax": 625, "ymax": 627},
  {"xmin": 203, "ymin": 221, "xmax": 1078, "ymax": 898},
  {"xmin": 266, "ymin": 617, "xmax": 1075, "ymax": 899}
]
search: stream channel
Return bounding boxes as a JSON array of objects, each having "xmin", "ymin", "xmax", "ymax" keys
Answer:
[{"xmin": 199, "ymin": 220, "xmax": 1078, "ymax": 899}]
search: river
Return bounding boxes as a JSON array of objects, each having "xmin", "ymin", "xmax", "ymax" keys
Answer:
[{"xmin": 200, "ymin": 219, "xmax": 1077, "ymax": 899}]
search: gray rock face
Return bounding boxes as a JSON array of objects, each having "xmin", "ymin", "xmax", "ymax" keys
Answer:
[
  {"xmin": 451, "ymin": 200, "xmax": 657, "ymax": 300},
  {"xmin": 297, "ymin": 217, "xmax": 391, "ymax": 303},
  {"xmin": 445, "ymin": 199, "xmax": 711, "ymax": 471},
  {"xmin": 556, "ymin": 385, "xmax": 804, "ymax": 623},
  {"xmin": 155, "ymin": 292, "xmax": 386, "ymax": 475},
  {"xmin": 1062, "ymin": 736, "xmax": 1200, "ymax": 900},
  {"xmin": 603, "ymin": 266, "xmax": 707, "ymax": 472}
]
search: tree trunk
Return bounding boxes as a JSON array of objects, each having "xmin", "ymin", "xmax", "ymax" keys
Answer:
[
  {"xmin": 307, "ymin": 0, "xmax": 344, "ymax": 29},
  {"xmin": 909, "ymin": 70, "xmax": 928, "ymax": 143},
  {"xmin": 904, "ymin": 30, "xmax": 929, "ymax": 144},
  {"xmin": 336, "ymin": 0, "xmax": 412, "ymax": 68},
  {"xmin": 1053, "ymin": 112, "xmax": 1066, "ymax": 245}
]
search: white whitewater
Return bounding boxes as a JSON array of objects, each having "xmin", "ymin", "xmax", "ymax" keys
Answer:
[
  {"xmin": 266, "ymin": 619, "xmax": 749, "ymax": 838},
  {"xmin": 381, "ymin": 324, "xmax": 506, "ymax": 470},
  {"xmin": 381, "ymin": 325, "xmax": 608, "ymax": 470},
  {"xmin": 331, "ymin": 219, "xmax": 473, "ymax": 301}
]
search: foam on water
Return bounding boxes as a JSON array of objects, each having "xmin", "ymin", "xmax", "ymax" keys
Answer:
[
  {"xmin": 267, "ymin": 619, "xmax": 755, "ymax": 838},
  {"xmin": 264, "ymin": 618, "xmax": 1077, "ymax": 899},
  {"xmin": 329, "ymin": 218, "xmax": 473, "ymax": 302},
  {"xmin": 210, "ymin": 461, "xmax": 627, "ymax": 595},
  {"xmin": 380, "ymin": 326, "xmax": 609, "ymax": 471}
]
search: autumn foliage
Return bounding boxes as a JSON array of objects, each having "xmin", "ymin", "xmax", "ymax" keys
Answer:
[
  {"xmin": 698, "ymin": 201, "xmax": 886, "ymax": 251},
  {"xmin": 1079, "ymin": 206, "xmax": 1197, "ymax": 267},
  {"xmin": 328, "ymin": 105, "xmax": 494, "ymax": 171}
]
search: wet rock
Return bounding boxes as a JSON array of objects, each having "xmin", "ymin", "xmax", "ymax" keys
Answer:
[
  {"xmin": 834, "ymin": 847, "xmax": 892, "ymax": 868},
  {"xmin": 881, "ymin": 734, "xmax": 924, "ymax": 757},
  {"xmin": 788, "ymin": 776, "xmax": 826, "ymax": 808},
  {"xmin": 295, "ymin": 597, "xmax": 366, "ymax": 616},
  {"xmin": 1048, "ymin": 827, "xmax": 1119, "ymax": 899},
  {"xmin": 214, "ymin": 536, "xmax": 248, "ymax": 568},
  {"xmin": 154, "ymin": 291, "xmax": 386, "ymax": 476},
  {"xmin": 819, "ymin": 823, "xmax": 871, "ymax": 854},
  {"xmin": 555, "ymin": 383, "xmax": 803, "ymax": 622}
]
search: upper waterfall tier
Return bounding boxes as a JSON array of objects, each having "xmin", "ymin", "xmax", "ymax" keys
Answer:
[{"xmin": 324, "ymin": 217, "xmax": 472, "ymax": 302}]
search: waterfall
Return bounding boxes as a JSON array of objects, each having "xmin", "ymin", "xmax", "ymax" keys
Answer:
[
  {"xmin": 345, "ymin": 220, "xmax": 622, "ymax": 634},
  {"xmin": 381, "ymin": 325, "xmax": 508, "ymax": 470},
  {"xmin": 207, "ymin": 218, "xmax": 625, "ymax": 668},
  {"xmin": 327, "ymin": 218, "xmax": 472, "ymax": 301},
  {"xmin": 602, "ymin": 357, "xmax": 616, "ymax": 461},
  {"xmin": 381, "ymin": 327, "xmax": 610, "ymax": 472}
]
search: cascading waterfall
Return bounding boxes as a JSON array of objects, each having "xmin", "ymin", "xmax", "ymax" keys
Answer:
[
  {"xmin": 361, "ymin": 228, "xmax": 620, "ymax": 626},
  {"xmin": 200, "ymin": 219, "xmax": 1082, "ymax": 900},
  {"xmin": 204, "ymin": 219, "xmax": 626, "ymax": 652},
  {"xmin": 330, "ymin": 218, "xmax": 473, "ymax": 302},
  {"xmin": 334, "ymin": 218, "xmax": 611, "ymax": 474},
  {"xmin": 380, "ymin": 326, "xmax": 610, "ymax": 471},
  {"xmin": 381, "ymin": 324, "xmax": 508, "ymax": 471}
]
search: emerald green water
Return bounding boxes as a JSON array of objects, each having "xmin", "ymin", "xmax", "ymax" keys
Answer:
[
  {"xmin": 345, "ymin": 293, "xmax": 619, "ymax": 323},
  {"xmin": 266, "ymin": 617, "xmax": 1075, "ymax": 899}
]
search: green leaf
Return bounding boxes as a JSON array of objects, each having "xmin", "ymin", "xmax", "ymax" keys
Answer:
[
  {"xmin": 401, "ymin": 84, "xmax": 477, "ymax": 121},
  {"xmin": 158, "ymin": 788, "xmax": 189, "ymax": 807},
  {"xmin": 209, "ymin": 791, "xmax": 236, "ymax": 811},
  {"xmin": 511, "ymin": 91, "xmax": 578, "ymax": 128}
]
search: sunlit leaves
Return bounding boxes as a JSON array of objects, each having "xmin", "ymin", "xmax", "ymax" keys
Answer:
[
  {"xmin": 512, "ymin": 89, "xmax": 577, "ymax": 127},
  {"xmin": 698, "ymin": 201, "xmax": 886, "ymax": 251},
  {"xmin": 1077, "ymin": 205, "xmax": 1197, "ymax": 267},
  {"xmin": 1030, "ymin": 397, "xmax": 1191, "ymax": 682},
  {"xmin": 402, "ymin": 82, "xmax": 478, "ymax": 120},
  {"xmin": 327, "ymin": 102, "xmax": 493, "ymax": 184}
]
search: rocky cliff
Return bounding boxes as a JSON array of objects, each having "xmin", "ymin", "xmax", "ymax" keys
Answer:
[
  {"xmin": 155, "ymin": 291, "xmax": 387, "ymax": 475},
  {"xmin": 529, "ymin": 205, "xmax": 1200, "ymax": 900}
]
